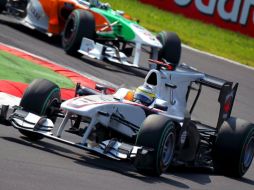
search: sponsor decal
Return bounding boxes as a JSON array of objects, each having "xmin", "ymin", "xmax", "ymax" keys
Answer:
[
  {"xmin": 28, "ymin": 0, "xmax": 42, "ymax": 20},
  {"xmin": 140, "ymin": 0, "xmax": 254, "ymax": 37}
]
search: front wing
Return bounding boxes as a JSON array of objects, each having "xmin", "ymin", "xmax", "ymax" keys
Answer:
[{"xmin": 9, "ymin": 109, "xmax": 150, "ymax": 161}]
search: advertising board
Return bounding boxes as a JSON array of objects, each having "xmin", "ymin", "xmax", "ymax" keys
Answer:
[{"xmin": 140, "ymin": 0, "xmax": 254, "ymax": 37}]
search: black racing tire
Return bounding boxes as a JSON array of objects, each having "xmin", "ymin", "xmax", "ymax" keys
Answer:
[
  {"xmin": 213, "ymin": 117, "xmax": 254, "ymax": 177},
  {"xmin": 135, "ymin": 114, "xmax": 176, "ymax": 176},
  {"xmin": 0, "ymin": 0, "xmax": 7, "ymax": 13},
  {"xmin": 62, "ymin": 9, "xmax": 95, "ymax": 57},
  {"xmin": 156, "ymin": 31, "xmax": 181, "ymax": 66},
  {"xmin": 18, "ymin": 79, "xmax": 61, "ymax": 141}
]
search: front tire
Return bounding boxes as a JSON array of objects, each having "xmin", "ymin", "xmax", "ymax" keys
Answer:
[
  {"xmin": 135, "ymin": 115, "xmax": 176, "ymax": 176},
  {"xmin": 213, "ymin": 117, "xmax": 254, "ymax": 177},
  {"xmin": 156, "ymin": 31, "xmax": 181, "ymax": 67},
  {"xmin": 62, "ymin": 9, "xmax": 95, "ymax": 57},
  {"xmin": 19, "ymin": 79, "xmax": 61, "ymax": 141}
]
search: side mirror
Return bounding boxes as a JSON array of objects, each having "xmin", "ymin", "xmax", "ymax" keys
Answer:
[
  {"xmin": 165, "ymin": 83, "xmax": 177, "ymax": 89},
  {"xmin": 153, "ymin": 99, "xmax": 168, "ymax": 111},
  {"xmin": 96, "ymin": 84, "xmax": 107, "ymax": 94}
]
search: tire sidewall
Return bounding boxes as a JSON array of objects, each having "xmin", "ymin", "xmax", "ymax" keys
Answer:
[
  {"xmin": 213, "ymin": 117, "xmax": 254, "ymax": 177},
  {"xmin": 40, "ymin": 88, "xmax": 60, "ymax": 117},
  {"xmin": 20, "ymin": 79, "xmax": 60, "ymax": 116},
  {"xmin": 18, "ymin": 79, "xmax": 61, "ymax": 141},
  {"xmin": 62, "ymin": 11, "xmax": 80, "ymax": 51},
  {"xmin": 156, "ymin": 122, "xmax": 176, "ymax": 173},
  {"xmin": 135, "ymin": 115, "xmax": 176, "ymax": 175},
  {"xmin": 238, "ymin": 127, "xmax": 254, "ymax": 175},
  {"xmin": 157, "ymin": 31, "xmax": 181, "ymax": 65},
  {"xmin": 62, "ymin": 9, "xmax": 95, "ymax": 55}
]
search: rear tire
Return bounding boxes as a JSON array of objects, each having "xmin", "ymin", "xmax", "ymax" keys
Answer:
[
  {"xmin": 0, "ymin": 0, "xmax": 7, "ymax": 13},
  {"xmin": 62, "ymin": 9, "xmax": 95, "ymax": 57},
  {"xmin": 135, "ymin": 115, "xmax": 176, "ymax": 176},
  {"xmin": 213, "ymin": 117, "xmax": 254, "ymax": 177},
  {"xmin": 156, "ymin": 31, "xmax": 181, "ymax": 67},
  {"xmin": 19, "ymin": 79, "xmax": 61, "ymax": 141}
]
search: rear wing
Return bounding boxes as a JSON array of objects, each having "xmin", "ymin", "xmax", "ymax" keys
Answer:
[
  {"xmin": 180, "ymin": 65, "xmax": 238, "ymax": 129},
  {"xmin": 199, "ymin": 74, "xmax": 238, "ymax": 129}
]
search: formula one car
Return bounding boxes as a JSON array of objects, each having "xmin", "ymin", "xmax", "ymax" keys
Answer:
[
  {"xmin": 8, "ymin": 58, "xmax": 254, "ymax": 177},
  {"xmin": 0, "ymin": 0, "xmax": 181, "ymax": 67}
]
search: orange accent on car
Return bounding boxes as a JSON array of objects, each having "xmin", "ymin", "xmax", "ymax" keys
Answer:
[
  {"xmin": 124, "ymin": 91, "xmax": 134, "ymax": 101},
  {"xmin": 38, "ymin": 0, "xmax": 61, "ymax": 34},
  {"xmin": 92, "ymin": 12, "xmax": 112, "ymax": 32},
  {"xmin": 123, "ymin": 13, "xmax": 132, "ymax": 20},
  {"xmin": 39, "ymin": 0, "xmax": 111, "ymax": 34}
]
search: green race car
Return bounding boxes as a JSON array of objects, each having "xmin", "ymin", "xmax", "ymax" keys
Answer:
[{"xmin": 1, "ymin": 0, "xmax": 181, "ymax": 67}]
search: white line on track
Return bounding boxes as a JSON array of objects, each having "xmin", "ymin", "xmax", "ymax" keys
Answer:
[{"xmin": 182, "ymin": 44, "xmax": 254, "ymax": 71}]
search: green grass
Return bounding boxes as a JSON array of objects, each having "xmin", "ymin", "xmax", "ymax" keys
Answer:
[
  {"xmin": 103, "ymin": 0, "xmax": 254, "ymax": 67},
  {"xmin": 0, "ymin": 51, "xmax": 75, "ymax": 88}
]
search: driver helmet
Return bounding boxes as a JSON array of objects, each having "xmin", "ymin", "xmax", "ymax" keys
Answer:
[{"xmin": 134, "ymin": 84, "xmax": 156, "ymax": 106}]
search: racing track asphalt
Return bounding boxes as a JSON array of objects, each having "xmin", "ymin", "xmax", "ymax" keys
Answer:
[{"xmin": 0, "ymin": 15, "xmax": 254, "ymax": 190}]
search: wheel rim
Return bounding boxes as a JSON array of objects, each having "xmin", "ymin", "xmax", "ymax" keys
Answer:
[
  {"xmin": 162, "ymin": 132, "xmax": 175, "ymax": 166},
  {"xmin": 243, "ymin": 136, "xmax": 254, "ymax": 168},
  {"xmin": 64, "ymin": 17, "xmax": 75, "ymax": 40}
]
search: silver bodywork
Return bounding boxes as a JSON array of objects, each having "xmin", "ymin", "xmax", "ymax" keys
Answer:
[
  {"xmin": 78, "ymin": 37, "xmax": 161, "ymax": 67},
  {"xmin": 22, "ymin": 0, "xmax": 49, "ymax": 32},
  {"xmin": 61, "ymin": 95, "xmax": 146, "ymax": 139},
  {"xmin": 9, "ymin": 66, "xmax": 204, "ymax": 160}
]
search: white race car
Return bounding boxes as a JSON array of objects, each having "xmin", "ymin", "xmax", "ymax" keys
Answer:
[{"xmin": 8, "ymin": 60, "xmax": 254, "ymax": 177}]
